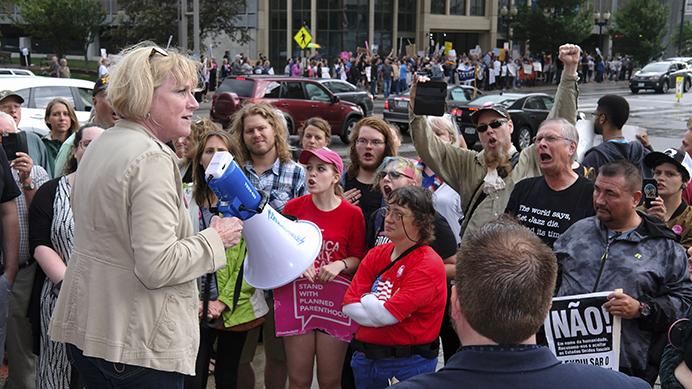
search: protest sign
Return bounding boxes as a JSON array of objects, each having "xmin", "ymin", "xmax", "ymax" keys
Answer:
[
  {"xmin": 457, "ymin": 68, "xmax": 476, "ymax": 82},
  {"xmin": 274, "ymin": 275, "xmax": 358, "ymax": 342},
  {"xmin": 544, "ymin": 291, "xmax": 622, "ymax": 370}
]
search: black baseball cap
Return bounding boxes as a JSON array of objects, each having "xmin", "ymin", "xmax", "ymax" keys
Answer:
[
  {"xmin": 644, "ymin": 148, "xmax": 690, "ymax": 182},
  {"xmin": 0, "ymin": 90, "xmax": 24, "ymax": 104},
  {"xmin": 470, "ymin": 103, "xmax": 510, "ymax": 125}
]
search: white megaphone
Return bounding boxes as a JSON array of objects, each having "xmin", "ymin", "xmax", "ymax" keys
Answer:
[{"xmin": 205, "ymin": 151, "xmax": 322, "ymax": 289}]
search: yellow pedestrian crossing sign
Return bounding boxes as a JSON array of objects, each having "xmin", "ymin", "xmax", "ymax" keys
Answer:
[{"xmin": 294, "ymin": 26, "xmax": 312, "ymax": 50}]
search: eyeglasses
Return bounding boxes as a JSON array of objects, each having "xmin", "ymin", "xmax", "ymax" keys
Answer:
[
  {"xmin": 384, "ymin": 207, "xmax": 412, "ymax": 220},
  {"xmin": 533, "ymin": 134, "xmax": 573, "ymax": 144},
  {"xmin": 476, "ymin": 119, "xmax": 508, "ymax": 133},
  {"xmin": 379, "ymin": 170, "xmax": 413, "ymax": 180},
  {"xmin": 356, "ymin": 138, "xmax": 385, "ymax": 147}
]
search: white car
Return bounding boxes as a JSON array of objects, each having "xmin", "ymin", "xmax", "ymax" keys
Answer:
[
  {"xmin": 0, "ymin": 68, "xmax": 36, "ymax": 76},
  {"xmin": 2, "ymin": 76, "xmax": 94, "ymax": 135}
]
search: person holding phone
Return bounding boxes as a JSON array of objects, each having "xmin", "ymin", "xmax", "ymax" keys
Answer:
[{"xmin": 642, "ymin": 148, "xmax": 692, "ymax": 249}]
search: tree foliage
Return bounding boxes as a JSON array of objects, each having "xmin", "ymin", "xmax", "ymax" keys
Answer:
[
  {"xmin": 671, "ymin": 22, "xmax": 692, "ymax": 57},
  {"xmin": 612, "ymin": 0, "xmax": 668, "ymax": 65},
  {"xmin": 11, "ymin": 0, "xmax": 105, "ymax": 60},
  {"xmin": 511, "ymin": 0, "xmax": 593, "ymax": 56},
  {"xmin": 108, "ymin": 0, "xmax": 250, "ymax": 51}
]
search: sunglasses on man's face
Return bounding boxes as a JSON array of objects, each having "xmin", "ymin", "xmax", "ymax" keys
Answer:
[{"xmin": 476, "ymin": 119, "xmax": 508, "ymax": 133}]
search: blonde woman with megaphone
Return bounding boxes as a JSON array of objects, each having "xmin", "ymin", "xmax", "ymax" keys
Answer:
[{"xmin": 278, "ymin": 147, "xmax": 366, "ymax": 389}]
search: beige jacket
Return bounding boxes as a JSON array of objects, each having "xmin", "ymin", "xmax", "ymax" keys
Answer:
[{"xmin": 49, "ymin": 120, "xmax": 226, "ymax": 375}]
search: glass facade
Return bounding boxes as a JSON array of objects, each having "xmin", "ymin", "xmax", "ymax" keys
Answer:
[
  {"xmin": 430, "ymin": 0, "xmax": 445, "ymax": 14},
  {"xmin": 450, "ymin": 0, "xmax": 466, "ymax": 15},
  {"xmin": 373, "ymin": 0, "xmax": 393, "ymax": 55},
  {"xmin": 314, "ymin": 0, "xmax": 368, "ymax": 61},
  {"xmin": 291, "ymin": 0, "xmax": 311, "ymax": 57},
  {"xmin": 268, "ymin": 0, "xmax": 287, "ymax": 68},
  {"xmin": 470, "ymin": 0, "xmax": 485, "ymax": 16}
]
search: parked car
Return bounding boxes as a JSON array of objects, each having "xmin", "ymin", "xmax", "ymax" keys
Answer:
[
  {"xmin": 629, "ymin": 61, "xmax": 691, "ymax": 94},
  {"xmin": 455, "ymin": 93, "xmax": 554, "ymax": 151},
  {"xmin": 665, "ymin": 57, "xmax": 692, "ymax": 67},
  {"xmin": 3, "ymin": 75, "xmax": 95, "ymax": 135},
  {"xmin": 0, "ymin": 68, "xmax": 36, "ymax": 76},
  {"xmin": 382, "ymin": 85, "xmax": 482, "ymax": 133},
  {"xmin": 317, "ymin": 79, "xmax": 373, "ymax": 116},
  {"xmin": 211, "ymin": 75, "xmax": 363, "ymax": 144}
]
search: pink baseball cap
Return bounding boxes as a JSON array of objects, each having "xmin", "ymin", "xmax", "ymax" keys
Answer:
[{"xmin": 299, "ymin": 147, "xmax": 344, "ymax": 176}]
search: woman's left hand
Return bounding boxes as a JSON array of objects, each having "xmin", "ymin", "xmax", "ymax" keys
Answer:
[
  {"xmin": 317, "ymin": 261, "xmax": 343, "ymax": 283},
  {"xmin": 206, "ymin": 300, "xmax": 227, "ymax": 320}
]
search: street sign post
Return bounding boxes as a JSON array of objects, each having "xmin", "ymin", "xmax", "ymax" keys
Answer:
[
  {"xmin": 294, "ymin": 26, "xmax": 312, "ymax": 50},
  {"xmin": 676, "ymin": 76, "xmax": 684, "ymax": 103}
]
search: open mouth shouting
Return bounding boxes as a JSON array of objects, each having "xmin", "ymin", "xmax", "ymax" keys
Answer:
[
  {"xmin": 539, "ymin": 152, "xmax": 553, "ymax": 163},
  {"xmin": 382, "ymin": 184, "xmax": 393, "ymax": 197}
]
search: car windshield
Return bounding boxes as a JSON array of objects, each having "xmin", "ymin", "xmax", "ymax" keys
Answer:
[
  {"xmin": 217, "ymin": 78, "xmax": 255, "ymax": 97},
  {"xmin": 641, "ymin": 63, "xmax": 669, "ymax": 73}
]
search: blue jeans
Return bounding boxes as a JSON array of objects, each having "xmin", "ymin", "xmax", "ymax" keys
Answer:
[
  {"xmin": 66, "ymin": 344, "xmax": 184, "ymax": 389},
  {"xmin": 383, "ymin": 78, "xmax": 392, "ymax": 99},
  {"xmin": 398, "ymin": 79, "xmax": 407, "ymax": 94},
  {"xmin": 351, "ymin": 351, "xmax": 437, "ymax": 389}
]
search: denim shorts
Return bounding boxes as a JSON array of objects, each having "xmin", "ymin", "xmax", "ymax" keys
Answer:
[{"xmin": 351, "ymin": 351, "xmax": 437, "ymax": 389}]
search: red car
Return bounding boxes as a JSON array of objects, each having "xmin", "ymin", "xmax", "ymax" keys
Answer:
[{"xmin": 211, "ymin": 75, "xmax": 363, "ymax": 144}]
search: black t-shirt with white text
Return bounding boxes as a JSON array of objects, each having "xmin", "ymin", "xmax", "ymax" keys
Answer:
[{"xmin": 506, "ymin": 176, "xmax": 595, "ymax": 247}]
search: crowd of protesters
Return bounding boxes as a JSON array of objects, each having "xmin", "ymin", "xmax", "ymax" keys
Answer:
[
  {"xmin": 200, "ymin": 45, "xmax": 638, "ymax": 103},
  {"xmin": 0, "ymin": 38, "xmax": 692, "ymax": 389}
]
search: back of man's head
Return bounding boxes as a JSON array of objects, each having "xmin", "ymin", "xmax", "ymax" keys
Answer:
[
  {"xmin": 597, "ymin": 94, "xmax": 630, "ymax": 129},
  {"xmin": 598, "ymin": 159, "xmax": 642, "ymax": 193},
  {"xmin": 455, "ymin": 216, "xmax": 557, "ymax": 344}
]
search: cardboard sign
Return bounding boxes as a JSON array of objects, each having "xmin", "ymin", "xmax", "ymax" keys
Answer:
[
  {"xmin": 544, "ymin": 292, "xmax": 622, "ymax": 370},
  {"xmin": 274, "ymin": 275, "xmax": 358, "ymax": 342}
]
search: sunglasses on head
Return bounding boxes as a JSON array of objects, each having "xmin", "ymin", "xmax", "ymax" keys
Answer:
[{"xmin": 476, "ymin": 119, "xmax": 508, "ymax": 133}]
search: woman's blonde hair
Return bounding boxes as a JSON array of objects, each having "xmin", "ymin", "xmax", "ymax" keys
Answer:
[
  {"xmin": 229, "ymin": 102, "xmax": 292, "ymax": 165},
  {"xmin": 108, "ymin": 43, "xmax": 199, "ymax": 121}
]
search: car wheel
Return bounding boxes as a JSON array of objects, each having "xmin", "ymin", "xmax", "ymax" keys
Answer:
[
  {"xmin": 630, "ymin": 88, "xmax": 639, "ymax": 94},
  {"xmin": 340, "ymin": 117, "xmax": 359, "ymax": 144},
  {"xmin": 659, "ymin": 80, "xmax": 669, "ymax": 94},
  {"xmin": 514, "ymin": 126, "xmax": 532, "ymax": 151}
]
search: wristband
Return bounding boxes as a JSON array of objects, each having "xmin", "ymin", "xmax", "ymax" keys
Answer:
[{"xmin": 341, "ymin": 259, "xmax": 348, "ymax": 271}]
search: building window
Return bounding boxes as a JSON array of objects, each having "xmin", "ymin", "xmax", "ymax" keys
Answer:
[
  {"xmin": 470, "ymin": 0, "xmax": 485, "ymax": 16},
  {"xmin": 450, "ymin": 0, "xmax": 466, "ymax": 15},
  {"xmin": 431, "ymin": 0, "xmax": 445, "ymax": 14},
  {"xmin": 373, "ymin": 0, "xmax": 393, "ymax": 55},
  {"xmin": 398, "ymin": 0, "xmax": 416, "ymax": 33},
  {"xmin": 268, "ymin": 1, "xmax": 287, "ymax": 71}
]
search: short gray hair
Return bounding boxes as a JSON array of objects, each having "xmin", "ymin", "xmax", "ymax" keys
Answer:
[
  {"xmin": 0, "ymin": 111, "xmax": 17, "ymax": 132},
  {"xmin": 539, "ymin": 118, "xmax": 579, "ymax": 160},
  {"xmin": 427, "ymin": 116, "xmax": 458, "ymax": 144}
]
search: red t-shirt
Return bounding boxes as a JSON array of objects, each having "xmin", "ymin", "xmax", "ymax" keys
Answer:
[
  {"xmin": 283, "ymin": 195, "xmax": 367, "ymax": 269},
  {"xmin": 343, "ymin": 243, "xmax": 447, "ymax": 346}
]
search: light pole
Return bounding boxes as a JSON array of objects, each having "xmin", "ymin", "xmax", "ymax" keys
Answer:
[
  {"xmin": 500, "ymin": 4, "xmax": 518, "ymax": 51},
  {"xmin": 594, "ymin": 11, "xmax": 611, "ymax": 54}
]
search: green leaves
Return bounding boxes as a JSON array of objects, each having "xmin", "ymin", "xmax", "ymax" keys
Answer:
[
  {"xmin": 612, "ymin": 0, "xmax": 668, "ymax": 65},
  {"xmin": 107, "ymin": 0, "xmax": 250, "ymax": 50},
  {"xmin": 12, "ymin": 0, "xmax": 105, "ymax": 58},
  {"xmin": 511, "ymin": 0, "xmax": 593, "ymax": 56}
]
